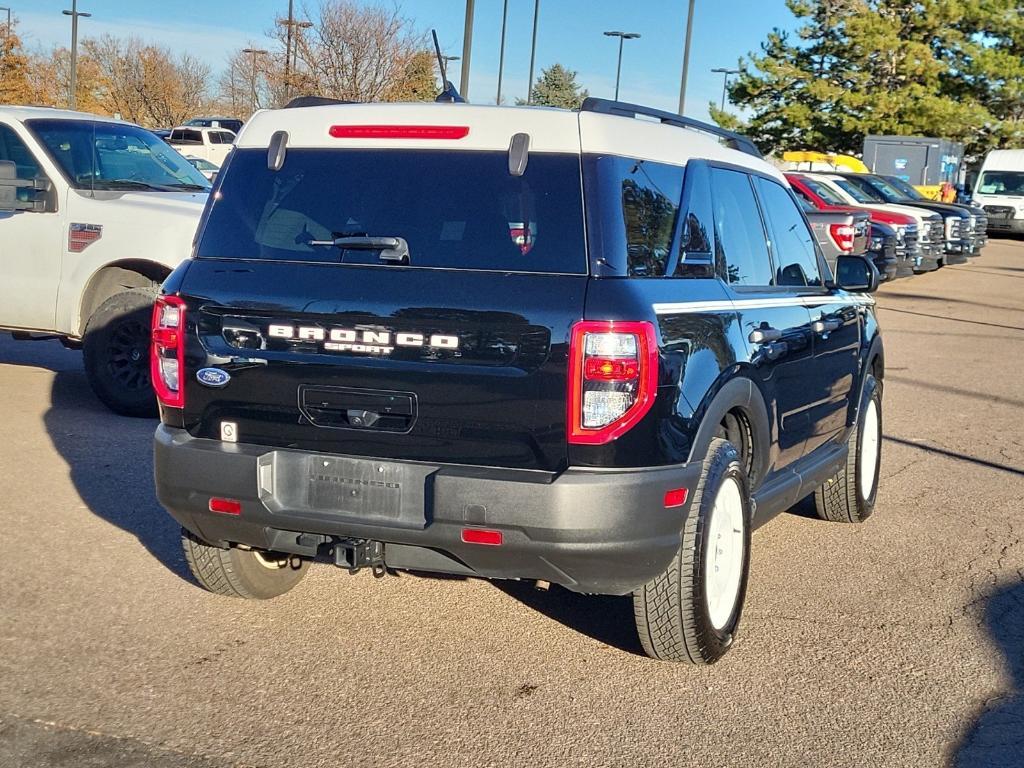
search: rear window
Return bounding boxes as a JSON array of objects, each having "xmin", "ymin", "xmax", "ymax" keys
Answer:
[{"xmin": 197, "ymin": 148, "xmax": 587, "ymax": 274}]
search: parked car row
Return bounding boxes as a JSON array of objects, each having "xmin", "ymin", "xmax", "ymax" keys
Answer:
[{"xmin": 788, "ymin": 170, "xmax": 990, "ymax": 281}]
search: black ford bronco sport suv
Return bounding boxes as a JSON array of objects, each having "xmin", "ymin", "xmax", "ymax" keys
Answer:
[{"xmin": 153, "ymin": 98, "xmax": 884, "ymax": 664}]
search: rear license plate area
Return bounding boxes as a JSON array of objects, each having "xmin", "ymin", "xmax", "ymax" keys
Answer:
[{"xmin": 259, "ymin": 452, "xmax": 435, "ymax": 529}]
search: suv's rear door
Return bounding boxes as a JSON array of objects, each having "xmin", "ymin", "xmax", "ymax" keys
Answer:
[
  {"xmin": 754, "ymin": 176, "xmax": 859, "ymax": 454},
  {"xmin": 177, "ymin": 146, "xmax": 588, "ymax": 473},
  {"xmin": 709, "ymin": 166, "xmax": 815, "ymax": 471}
]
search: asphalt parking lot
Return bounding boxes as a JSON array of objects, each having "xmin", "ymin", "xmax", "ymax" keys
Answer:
[{"xmin": 1, "ymin": 240, "xmax": 1022, "ymax": 768}]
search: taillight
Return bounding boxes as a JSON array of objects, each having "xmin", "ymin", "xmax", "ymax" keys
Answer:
[
  {"xmin": 568, "ymin": 321, "xmax": 658, "ymax": 445},
  {"xmin": 829, "ymin": 223, "xmax": 857, "ymax": 253},
  {"xmin": 151, "ymin": 295, "xmax": 186, "ymax": 408}
]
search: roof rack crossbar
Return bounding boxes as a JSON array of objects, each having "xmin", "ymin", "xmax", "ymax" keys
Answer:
[{"xmin": 580, "ymin": 97, "xmax": 762, "ymax": 159}]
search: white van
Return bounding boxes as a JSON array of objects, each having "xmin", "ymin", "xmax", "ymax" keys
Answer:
[{"xmin": 972, "ymin": 149, "xmax": 1024, "ymax": 235}]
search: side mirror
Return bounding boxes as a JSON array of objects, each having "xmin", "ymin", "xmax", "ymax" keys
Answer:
[
  {"xmin": 835, "ymin": 254, "xmax": 879, "ymax": 293},
  {"xmin": 0, "ymin": 160, "xmax": 53, "ymax": 213}
]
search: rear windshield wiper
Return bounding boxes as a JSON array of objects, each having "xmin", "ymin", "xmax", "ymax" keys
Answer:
[{"xmin": 308, "ymin": 235, "xmax": 410, "ymax": 263}]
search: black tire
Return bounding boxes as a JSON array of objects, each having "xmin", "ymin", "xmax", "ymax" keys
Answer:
[
  {"xmin": 82, "ymin": 288, "xmax": 158, "ymax": 417},
  {"xmin": 633, "ymin": 438, "xmax": 752, "ymax": 664},
  {"xmin": 181, "ymin": 528, "xmax": 309, "ymax": 599},
  {"xmin": 814, "ymin": 374, "xmax": 882, "ymax": 523}
]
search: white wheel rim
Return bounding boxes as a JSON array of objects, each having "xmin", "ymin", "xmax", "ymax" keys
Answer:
[
  {"xmin": 859, "ymin": 399, "xmax": 880, "ymax": 500},
  {"xmin": 704, "ymin": 476, "xmax": 746, "ymax": 631}
]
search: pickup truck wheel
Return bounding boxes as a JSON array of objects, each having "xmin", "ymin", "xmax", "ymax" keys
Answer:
[
  {"xmin": 632, "ymin": 438, "xmax": 752, "ymax": 664},
  {"xmin": 82, "ymin": 288, "xmax": 158, "ymax": 417},
  {"xmin": 181, "ymin": 529, "xmax": 309, "ymax": 599},
  {"xmin": 814, "ymin": 374, "xmax": 882, "ymax": 523}
]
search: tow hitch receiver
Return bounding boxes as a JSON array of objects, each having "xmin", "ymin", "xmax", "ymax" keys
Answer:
[{"xmin": 333, "ymin": 538, "xmax": 386, "ymax": 577}]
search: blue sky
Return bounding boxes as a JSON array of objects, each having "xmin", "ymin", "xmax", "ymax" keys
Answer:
[{"xmin": 14, "ymin": 0, "xmax": 795, "ymax": 121}]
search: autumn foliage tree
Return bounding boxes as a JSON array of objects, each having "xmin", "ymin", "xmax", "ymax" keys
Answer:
[
  {"xmin": 84, "ymin": 35, "xmax": 209, "ymax": 127},
  {"xmin": 0, "ymin": 28, "xmax": 34, "ymax": 105}
]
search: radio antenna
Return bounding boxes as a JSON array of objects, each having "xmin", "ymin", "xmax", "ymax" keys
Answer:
[{"xmin": 433, "ymin": 30, "xmax": 465, "ymax": 103}]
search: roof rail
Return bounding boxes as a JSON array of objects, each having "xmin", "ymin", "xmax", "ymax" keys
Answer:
[
  {"xmin": 580, "ymin": 97, "xmax": 762, "ymax": 159},
  {"xmin": 284, "ymin": 96, "xmax": 355, "ymax": 109}
]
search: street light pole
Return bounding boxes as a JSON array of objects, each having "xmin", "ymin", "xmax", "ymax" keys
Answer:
[
  {"xmin": 0, "ymin": 8, "xmax": 11, "ymax": 41},
  {"xmin": 677, "ymin": 0, "xmax": 695, "ymax": 115},
  {"xmin": 242, "ymin": 48, "xmax": 268, "ymax": 115},
  {"xmin": 603, "ymin": 31, "xmax": 640, "ymax": 102},
  {"xmin": 283, "ymin": 0, "xmax": 293, "ymax": 99},
  {"xmin": 459, "ymin": 0, "xmax": 474, "ymax": 99},
  {"xmin": 711, "ymin": 66, "xmax": 741, "ymax": 111},
  {"xmin": 526, "ymin": 0, "xmax": 540, "ymax": 104},
  {"xmin": 62, "ymin": 0, "xmax": 92, "ymax": 110},
  {"xmin": 495, "ymin": 0, "xmax": 508, "ymax": 105},
  {"xmin": 277, "ymin": 4, "xmax": 312, "ymax": 102}
]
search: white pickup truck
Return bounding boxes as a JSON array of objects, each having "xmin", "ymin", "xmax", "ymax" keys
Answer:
[
  {"xmin": 167, "ymin": 126, "xmax": 236, "ymax": 167},
  {"xmin": 0, "ymin": 107, "xmax": 209, "ymax": 415}
]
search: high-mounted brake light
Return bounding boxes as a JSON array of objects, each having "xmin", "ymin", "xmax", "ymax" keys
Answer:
[
  {"xmin": 829, "ymin": 223, "xmax": 857, "ymax": 253},
  {"xmin": 568, "ymin": 321, "xmax": 658, "ymax": 445},
  {"xmin": 328, "ymin": 125, "xmax": 470, "ymax": 140},
  {"xmin": 151, "ymin": 295, "xmax": 186, "ymax": 409}
]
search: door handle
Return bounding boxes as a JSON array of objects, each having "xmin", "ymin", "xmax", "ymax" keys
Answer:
[
  {"xmin": 812, "ymin": 319, "xmax": 842, "ymax": 334},
  {"xmin": 749, "ymin": 327, "xmax": 783, "ymax": 344}
]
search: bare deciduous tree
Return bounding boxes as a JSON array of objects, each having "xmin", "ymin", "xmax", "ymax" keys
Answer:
[{"xmin": 84, "ymin": 35, "xmax": 210, "ymax": 127}]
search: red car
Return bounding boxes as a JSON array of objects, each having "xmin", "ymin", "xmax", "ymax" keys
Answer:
[{"xmin": 787, "ymin": 172, "xmax": 918, "ymax": 277}]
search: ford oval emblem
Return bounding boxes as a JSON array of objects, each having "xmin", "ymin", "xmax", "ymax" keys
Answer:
[{"xmin": 196, "ymin": 368, "xmax": 231, "ymax": 388}]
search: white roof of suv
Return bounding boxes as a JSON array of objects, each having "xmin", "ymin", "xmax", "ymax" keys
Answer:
[{"xmin": 236, "ymin": 102, "xmax": 783, "ymax": 180}]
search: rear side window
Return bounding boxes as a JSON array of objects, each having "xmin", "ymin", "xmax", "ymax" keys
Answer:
[
  {"xmin": 709, "ymin": 167, "xmax": 773, "ymax": 287},
  {"xmin": 755, "ymin": 177, "xmax": 822, "ymax": 287},
  {"xmin": 619, "ymin": 159, "xmax": 683, "ymax": 276},
  {"xmin": 582, "ymin": 156, "xmax": 684, "ymax": 277},
  {"xmin": 197, "ymin": 149, "xmax": 587, "ymax": 274},
  {"xmin": 208, "ymin": 132, "xmax": 222, "ymax": 144},
  {"xmin": 799, "ymin": 177, "xmax": 847, "ymax": 206}
]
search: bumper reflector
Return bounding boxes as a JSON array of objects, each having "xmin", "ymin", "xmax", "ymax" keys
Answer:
[
  {"xmin": 663, "ymin": 488, "xmax": 688, "ymax": 508},
  {"xmin": 461, "ymin": 528, "xmax": 503, "ymax": 546},
  {"xmin": 209, "ymin": 497, "xmax": 242, "ymax": 515}
]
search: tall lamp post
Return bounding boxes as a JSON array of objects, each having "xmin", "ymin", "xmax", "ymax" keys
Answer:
[
  {"xmin": 677, "ymin": 0, "xmax": 695, "ymax": 115},
  {"xmin": 62, "ymin": 0, "xmax": 91, "ymax": 110},
  {"xmin": 711, "ymin": 66, "xmax": 741, "ymax": 111},
  {"xmin": 495, "ymin": 0, "xmax": 508, "ymax": 104},
  {"xmin": 242, "ymin": 48, "xmax": 268, "ymax": 115},
  {"xmin": 526, "ymin": 0, "xmax": 540, "ymax": 104},
  {"xmin": 459, "ymin": 0, "xmax": 474, "ymax": 99},
  {"xmin": 0, "ymin": 7, "xmax": 11, "ymax": 41},
  {"xmin": 603, "ymin": 30, "xmax": 640, "ymax": 102},
  {"xmin": 278, "ymin": 1, "xmax": 312, "ymax": 101}
]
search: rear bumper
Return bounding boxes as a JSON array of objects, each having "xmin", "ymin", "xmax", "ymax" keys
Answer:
[{"xmin": 154, "ymin": 425, "xmax": 699, "ymax": 595}]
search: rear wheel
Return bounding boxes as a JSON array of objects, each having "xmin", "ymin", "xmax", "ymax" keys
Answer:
[
  {"xmin": 182, "ymin": 529, "xmax": 309, "ymax": 599},
  {"xmin": 82, "ymin": 288, "xmax": 158, "ymax": 417},
  {"xmin": 633, "ymin": 439, "xmax": 752, "ymax": 664},
  {"xmin": 814, "ymin": 374, "xmax": 882, "ymax": 523}
]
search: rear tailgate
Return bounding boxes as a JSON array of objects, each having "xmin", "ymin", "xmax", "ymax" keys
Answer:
[{"xmin": 179, "ymin": 263, "xmax": 584, "ymax": 471}]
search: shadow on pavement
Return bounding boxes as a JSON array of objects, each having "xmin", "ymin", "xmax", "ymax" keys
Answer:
[
  {"xmin": 884, "ymin": 435, "xmax": 1024, "ymax": 479},
  {"xmin": 954, "ymin": 580, "xmax": 1024, "ymax": 767},
  {"xmin": 494, "ymin": 581, "xmax": 644, "ymax": 656},
  {"xmin": 42, "ymin": 367, "xmax": 191, "ymax": 582}
]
